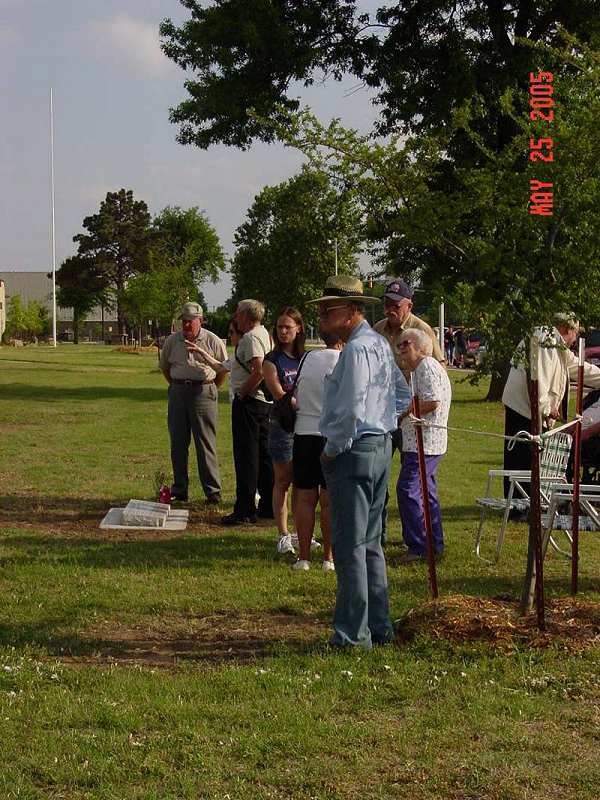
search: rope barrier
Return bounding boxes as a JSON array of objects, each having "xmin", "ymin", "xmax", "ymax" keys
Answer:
[{"xmin": 406, "ymin": 414, "xmax": 582, "ymax": 450}]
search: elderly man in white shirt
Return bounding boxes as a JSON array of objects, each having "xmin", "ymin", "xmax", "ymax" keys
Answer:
[
  {"xmin": 396, "ymin": 328, "xmax": 452, "ymax": 563},
  {"xmin": 502, "ymin": 313, "xmax": 600, "ymax": 497}
]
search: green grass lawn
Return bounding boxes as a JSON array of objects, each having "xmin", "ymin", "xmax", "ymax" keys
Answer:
[{"xmin": 1, "ymin": 344, "xmax": 600, "ymax": 799}]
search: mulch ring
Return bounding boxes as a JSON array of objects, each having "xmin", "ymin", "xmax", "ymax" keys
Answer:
[
  {"xmin": 395, "ymin": 594, "xmax": 600, "ymax": 653},
  {"xmin": 55, "ymin": 611, "xmax": 327, "ymax": 669}
]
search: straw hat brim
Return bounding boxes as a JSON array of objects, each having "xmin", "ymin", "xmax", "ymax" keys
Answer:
[{"xmin": 306, "ymin": 294, "xmax": 380, "ymax": 305}]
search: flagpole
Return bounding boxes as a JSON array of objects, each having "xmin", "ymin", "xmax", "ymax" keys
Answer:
[{"xmin": 50, "ymin": 87, "xmax": 57, "ymax": 347}]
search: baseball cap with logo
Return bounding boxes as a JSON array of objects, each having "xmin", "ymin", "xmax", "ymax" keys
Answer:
[
  {"xmin": 383, "ymin": 278, "xmax": 414, "ymax": 301},
  {"xmin": 179, "ymin": 302, "xmax": 203, "ymax": 320}
]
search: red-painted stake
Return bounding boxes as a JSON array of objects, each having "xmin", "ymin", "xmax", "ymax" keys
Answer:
[{"xmin": 413, "ymin": 394, "xmax": 439, "ymax": 599}]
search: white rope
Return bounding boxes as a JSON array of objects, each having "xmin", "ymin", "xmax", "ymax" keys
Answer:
[{"xmin": 407, "ymin": 414, "xmax": 583, "ymax": 449}]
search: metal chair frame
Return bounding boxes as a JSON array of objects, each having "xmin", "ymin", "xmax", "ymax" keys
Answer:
[{"xmin": 474, "ymin": 432, "xmax": 573, "ymax": 563}]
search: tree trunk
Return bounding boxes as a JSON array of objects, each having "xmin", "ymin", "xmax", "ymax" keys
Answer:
[
  {"xmin": 73, "ymin": 309, "xmax": 80, "ymax": 344},
  {"xmin": 485, "ymin": 361, "xmax": 510, "ymax": 401}
]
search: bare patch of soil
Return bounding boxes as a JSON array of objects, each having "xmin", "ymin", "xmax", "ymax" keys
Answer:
[
  {"xmin": 396, "ymin": 594, "xmax": 600, "ymax": 653},
  {"xmin": 0, "ymin": 494, "xmax": 235, "ymax": 538},
  {"xmin": 56, "ymin": 611, "xmax": 327, "ymax": 668}
]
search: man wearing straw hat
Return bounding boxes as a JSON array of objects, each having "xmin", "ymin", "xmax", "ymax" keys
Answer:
[{"xmin": 308, "ymin": 275, "xmax": 412, "ymax": 650}]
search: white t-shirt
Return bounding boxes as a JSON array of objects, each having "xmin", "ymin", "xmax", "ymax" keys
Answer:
[
  {"xmin": 229, "ymin": 325, "xmax": 272, "ymax": 402},
  {"xmin": 294, "ymin": 348, "xmax": 341, "ymax": 436},
  {"xmin": 401, "ymin": 356, "xmax": 452, "ymax": 455}
]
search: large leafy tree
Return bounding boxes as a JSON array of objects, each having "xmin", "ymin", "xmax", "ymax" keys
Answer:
[
  {"xmin": 271, "ymin": 38, "xmax": 600, "ymax": 391},
  {"xmin": 231, "ymin": 166, "xmax": 362, "ymax": 316},
  {"xmin": 160, "ymin": 1, "xmax": 598, "ymax": 151},
  {"xmin": 54, "ymin": 255, "xmax": 110, "ymax": 344},
  {"xmin": 73, "ymin": 189, "xmax": 153, "ymax": 334}
]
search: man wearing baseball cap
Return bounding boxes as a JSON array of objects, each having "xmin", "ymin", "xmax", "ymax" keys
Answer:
[
  {"xmin": 374, "ymin": 279, "xmax": 444, "ymax": 376},
  {"xmin": 159, "ymin": 301, "xmax": 227, "ymax": 504}
]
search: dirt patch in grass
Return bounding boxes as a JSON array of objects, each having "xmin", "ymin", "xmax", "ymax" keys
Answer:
[
  {"xmin": 0, "ymin": 493, "xmax": 233, "ymax": 537},
  {"xmin": 396, "ymin": 594, "xmax": 600, "ymax": 653},
  {"xmin": 56, "ymin": 611, "xmax": 327, "ymax": 668}
]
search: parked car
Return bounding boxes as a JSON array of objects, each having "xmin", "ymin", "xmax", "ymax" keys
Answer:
[
  {"xmin": 463, "ymin": 331, "xmax": 487, "ymax": 368},
  {"xmin": 585, "ymin": 329, "xmax": 600, "ymax": 367}
]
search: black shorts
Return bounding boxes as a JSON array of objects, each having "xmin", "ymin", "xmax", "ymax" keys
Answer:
[{"xmin": 293, "ymin": 434, "xmax": 327, "ymax": 490}]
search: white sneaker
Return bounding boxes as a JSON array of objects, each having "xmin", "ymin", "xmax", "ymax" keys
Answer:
[
  {"xmin": 290, "ymin": 535, "xmax": 320, "ymax": 551},
  {"xmin": 277, "ymin": 534, "xmax": 295, "ymax": 555},
  {"xmin": 292, "ymin": 559, "xmax": 310, "ymax": 571},
  {"xmin": 322, "ymin": 560, "xmax": 335, "ymax": 573}
]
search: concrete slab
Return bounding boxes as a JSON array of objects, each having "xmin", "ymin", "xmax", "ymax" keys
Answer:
[{"xmin": 100, "ymin": 507, "xmax": 189, "ymax": 531}]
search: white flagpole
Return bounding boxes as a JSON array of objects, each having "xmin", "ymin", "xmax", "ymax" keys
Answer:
[{"xmin": 50, "ymin": 87, "xmax": 57, "ymax": 347}]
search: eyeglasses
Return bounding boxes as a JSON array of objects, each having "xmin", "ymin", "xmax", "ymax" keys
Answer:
[
  {"xmin": 317, "ymin": 304, "xmax": 350, "ymax": 319},
  {"xmin": 399, "ymin": 340, "xmax": 415, "ymax": 348}
]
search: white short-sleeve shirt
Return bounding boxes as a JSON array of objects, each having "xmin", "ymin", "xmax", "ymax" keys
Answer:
[{"xmin": 401, "ymin": 357, "xmax": 452, "ymax": 455}]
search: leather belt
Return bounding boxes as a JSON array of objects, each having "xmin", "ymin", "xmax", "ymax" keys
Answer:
[{"xmin": 171, "ymin": 379, "xmax": 215, "ymax": 386}]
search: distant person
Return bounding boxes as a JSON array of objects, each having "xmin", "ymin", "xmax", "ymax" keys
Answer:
[
  {"xmin": 262, "ymin": 307, "xmax": 305, "ymax": 554},
  {"xmin": 453, "ymin": 328, "xmax": 466, "ymax": 367},
  {"xmin": 159, "ymin": 302, "xmax": 227, "ymax": 504},
  {"xmin": 396, "ymin": 329, "xmax": 451, "ymax": 563},
  {"xmin": 309, "ymin": 275, "xmax": 411, "ymax": 650},
  {"xmin": 502, "ymin": 313, "xmax": 600, "ymax": 497},
  {"xmin": 220, "ymin": 299, "xmax": 274, "ymax": 525},
  {"xmin": 445, "ymin": 325, "xmax": 455, "ymax": 364},
  {"xmin": 290, "ymin": 328, "xmax": 343, "ymax": 572}
]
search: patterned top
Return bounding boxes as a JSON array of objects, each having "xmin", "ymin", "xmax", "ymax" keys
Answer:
[{"xmin": 401, "ymin": 356, "xmax": 452, "ymax": 455}]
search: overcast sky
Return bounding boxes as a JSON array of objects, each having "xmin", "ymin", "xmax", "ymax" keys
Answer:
[{"xmin": 0, "ymin": 0, "xmax": 381, "ymax": 307}]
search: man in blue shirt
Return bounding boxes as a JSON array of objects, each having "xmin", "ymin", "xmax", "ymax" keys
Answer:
[{"xmin": 308, "ymin": 276, "xmax": 412, "ymax": 650}]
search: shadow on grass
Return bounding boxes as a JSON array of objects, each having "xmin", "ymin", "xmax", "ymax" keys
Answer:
[
  {"xmin": 1, "ymin": 384, "xmax": 164, "ymax": 404},
  {"xmin": 0, "ymin": 531, "xmax": 281, "ymax": 570}
]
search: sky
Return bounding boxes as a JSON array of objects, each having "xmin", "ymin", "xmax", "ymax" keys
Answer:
[{"xmin": 0, "ymin": 0, "xmax": 381, "ymax": 308}]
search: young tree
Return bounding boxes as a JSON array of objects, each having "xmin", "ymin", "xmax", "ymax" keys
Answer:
[
  {"xmin": 4, "ymin": 295, "xmax": 50, "ymax": 343},
  {"xmin": 231, "ymin": 167, "xmax": 362, "ymax": 315},
  {"xmin": 73, "ymin": 189, "xmax": 153, "ymax": 334}
]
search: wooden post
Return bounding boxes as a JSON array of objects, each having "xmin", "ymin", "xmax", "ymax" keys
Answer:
[
  {"xmin": 413, "ymin": 394, "xmax": 439, "ymax": 599},
  {"xmin": 571, "ymin": 337, "xmax": 585, "ymax": 594}
]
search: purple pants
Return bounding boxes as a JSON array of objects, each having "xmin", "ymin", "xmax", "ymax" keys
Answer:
[{"xmin": 396, "ymin": 452, "xmax": 444, "ymax": 556}]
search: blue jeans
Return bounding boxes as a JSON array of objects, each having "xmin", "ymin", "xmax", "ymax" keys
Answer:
[
  {"xmin": 322, "ymin": 434, "xmax": 393, "ymax": 650},
  {"xmin": 396, "ymin": 452, "xmax": 444, "ymax": 556}
]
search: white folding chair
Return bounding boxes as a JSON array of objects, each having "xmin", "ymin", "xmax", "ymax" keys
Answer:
[
  {"xmin": 474, "ymin": 432, "xmax": 572, "ymax": 563},
  {"xmin": 541, "ymin": 483, "xmax": 600, "ymax": 558}
]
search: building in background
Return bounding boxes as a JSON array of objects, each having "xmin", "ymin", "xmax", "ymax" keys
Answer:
[
  {"xmin": 0, "ymin": 279, "xmax": 5, "ymax": 339},
  {"xmin": 0, "ymin": 270, "xmax": 118, "ymax": 341}
]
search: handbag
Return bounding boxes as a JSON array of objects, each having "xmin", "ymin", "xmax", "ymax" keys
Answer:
[{"xmin": 272, "ymin": 352, "xmax": 310, "ymax": 433}]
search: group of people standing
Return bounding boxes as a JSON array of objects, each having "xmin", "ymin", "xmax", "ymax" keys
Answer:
[{"xmin": 159, "ymin": 275, "xmax": 452, "ymax": 650}]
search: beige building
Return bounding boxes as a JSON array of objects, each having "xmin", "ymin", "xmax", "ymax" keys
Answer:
[
  {"xmin": 0, "ymin": 279, "xmax": 5, "ymax": 339},
  {"xmin": 0, "ymin": 270, "xmax": 118, "ymax": 341}
]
